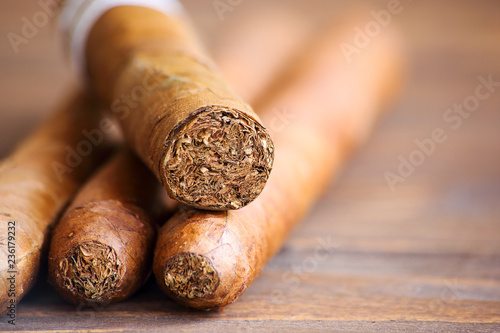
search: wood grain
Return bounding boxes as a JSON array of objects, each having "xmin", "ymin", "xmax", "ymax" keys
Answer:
[{"xmin": 0, "ymin": 0, "xmax": 499, "ymax": 331}]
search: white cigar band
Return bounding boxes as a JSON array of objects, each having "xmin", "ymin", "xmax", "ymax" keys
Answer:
[{"xmin": 59, "ymin": 0, "xmax": 184, "ymax": 78}]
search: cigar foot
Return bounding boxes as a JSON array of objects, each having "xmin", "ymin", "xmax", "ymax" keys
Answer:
[
  {"xmin": 58, "ymin": 241, "xmax": 123, "ymax": 302},
  {"xmin": 164, "ymin": 252, "xmax": 219, "ymax": 299},
  {"xmin": 164, "ymin": 107, "xmax": 274, "ymax": 210}
]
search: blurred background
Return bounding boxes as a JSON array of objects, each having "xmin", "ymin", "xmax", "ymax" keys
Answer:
[{"xmin": 0, "ymin": 0, "xmax": 499, "ymax": 331}]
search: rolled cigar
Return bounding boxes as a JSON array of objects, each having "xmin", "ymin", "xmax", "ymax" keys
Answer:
[
  {"xmin": 60, "ymin": 0, "xmax": 274, "ymax": 210},
  {"xmin": 0, "ymin": 93, "xmax": 110, "ymax": 315},
  {"xmin": 152, "ymin": 18, "xmax": 404, "ymax": 309},
  {"xmin": 48, "ymin": 150, "xmax": 160, "ymax": 306}
]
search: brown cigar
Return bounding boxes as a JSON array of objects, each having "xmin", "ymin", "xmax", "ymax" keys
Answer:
[
  {"xmin": 153, "ymin": 16, "xmax": 404, "ymax": 310},
  {"xmin": 48, "ymin": 150, "xmax": 160, "ymax": 306},
  {"xmin": 0, "ymin": 93, "xmax": 110, "ymax": 315},
  {"xmin": 81, "ymin": 4, "xmax": 274, "ymax": 210}
]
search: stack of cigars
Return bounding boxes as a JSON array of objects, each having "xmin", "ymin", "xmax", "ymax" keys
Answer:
[{"xmin": 0, "ymin": 0, "xmax": 403, "ymax": 313}]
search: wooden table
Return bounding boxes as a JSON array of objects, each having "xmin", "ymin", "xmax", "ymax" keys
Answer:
[{"xmin": 1, "ymin": 0, "xmax": 499, "ymax": 331}]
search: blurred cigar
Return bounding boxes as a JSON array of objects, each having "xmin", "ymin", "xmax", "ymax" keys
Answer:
[
  {"xmin": 153, "ymin": 13, "xmax": 404, "ymax": 310},
  {"xmin": 0, "ymin": 93, "xmax": 110, "ymax": 315},
  {"xmin": 209, "ymin": 3, "xmax": 313, "ymax": 103}
]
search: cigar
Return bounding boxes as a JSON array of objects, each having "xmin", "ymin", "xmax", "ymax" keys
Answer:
[
  {"xmin": 60, "ymin": 0, "xmax": 274, "ymax": 210},
  {"xmin": 48, "ymin": 150, "xmax": 160, "ymax": 306},
  {"xmin": 152, "ymin": 16, "xmax": 404, "ymax": 310},
  {"xmin": 0, "ymin": 93, "xmax": 110, "ymax": 315}
]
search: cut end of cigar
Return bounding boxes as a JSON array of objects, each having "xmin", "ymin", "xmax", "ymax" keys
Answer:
[
  {"xmin": 164, "ymin": 252, "xmax": 219, "ymax": 299},
  {"xmin": 163, "ymin": 106, "xmax": 274, "ymax": 210},
  {"xmin": 58, "ymin": 241, "xmax": 123, "ymax": 303}
]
